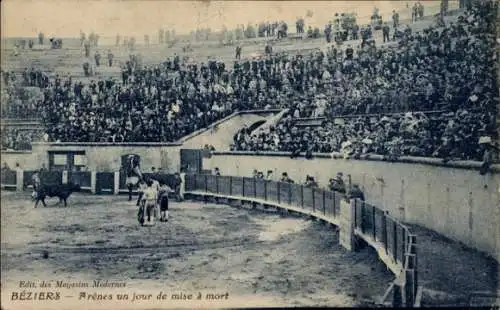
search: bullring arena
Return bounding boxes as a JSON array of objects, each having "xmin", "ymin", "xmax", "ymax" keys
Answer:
[{"xmin": 1, "ymin": 0, "xmax": 499, "ymax": 309}]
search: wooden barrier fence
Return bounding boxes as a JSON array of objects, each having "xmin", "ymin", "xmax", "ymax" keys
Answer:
[
  {"xmin": 3, "ymin": 170, "xmax": 180, "ymax": 195},
  {"xmin": 184, "ymin": 174, "xmax": 419, "ymax": 307}
]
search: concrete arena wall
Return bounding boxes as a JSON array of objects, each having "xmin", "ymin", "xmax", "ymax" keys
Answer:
[
  {"xmin": 2, "ymin": 143, "xmax": 182, "ymax": 173},
  {"xmin": 1, "ymin": 151, "xmax": 34, "ymax": 169},
  {"xmin": 204, "ymin": 153, "xmax": 500, "ymax": 262}
]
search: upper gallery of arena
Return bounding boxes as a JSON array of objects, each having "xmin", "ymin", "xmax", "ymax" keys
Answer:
[{"xmin": 1, "ymin": 0, "xmax": 497, "ymax": 163}]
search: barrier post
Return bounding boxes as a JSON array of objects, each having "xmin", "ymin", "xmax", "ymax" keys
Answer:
[
  {"xmin": 62, "ymin": 170, "xmax": 68, "ymax": 184},
  {"xmin": 90, "ymin": 171, "xmax": 96, "ymax": 194},
  {"xmin": 264, "ymin": 181, "xmax": 267, "ymax": 200},
  {"xmin": 253, "ymin": 178, "xmax": 257, "ymax": 197},
  {"xmin": 360, "ymin": 201, "xmax": 365, "ymax": 234},
  {"xmin": 372, "ymin": 205, "xmax": 376, "ymax": 239},
  {"xmin": 333, "ymin": 192, "xmax": 337, "ymax": 217},
  {"xmin": 383, "ymin": 211, "xmax": 388, "ymax": 254},
  {"xmin": 277, "ymin": 182, "xmax": 281, "ymax": 203},
  {"xmin": 312, "ymin": 188, "xmax": 315, "ymax": 213},
  {"xmin": 16, "ymin": 169, "xmax": 23, "ymax": 192},
  {"xmin": 408, "ymin": 234, "xmax": 418, "ymax": 298},
  {"xmin": 403, "ymin": 253, "xmax": 417, "ymax": 307},
  {"xmin": 300, "ymin": 186, "xmax": 304, "ymax": 208},
  {"xmin": 229, "ymin": 177, "xmax": 232, "ymax": 195},
  {"xmin": 393, "ymin": 222, "xmax": 398, "ymax": 261},
  {"xmin": 216, "ymin": 176, "xmax": 219, "ymax": 193},
  {"xmin": 338, "ymin": 198, "xmax": 356, "ymax": 251},
  {"xmin": 322, "ymin": 190, "xmax": 326, "ymax": 215},
  {"xmin": 204, "ymin": 175, "xmax": 208, "ymax": 192},
  {"xmin": 242, "ymin": 177, "xmax": 245, "ymax": 196},
  {"xmin": 288, "ymin": 184, "xmax": 292, "ymax": 205},
  {"xmin": 392, "ymin": 283, "xmax": 403, "ymax": 307},
  {"xmin": 113, "ymin": 171, "xmax": 120, "ymax": 195}
]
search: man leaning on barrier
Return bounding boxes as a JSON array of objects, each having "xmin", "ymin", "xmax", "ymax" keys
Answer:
[{"xmin": 348, "ymin": 184, "xmax": 365, "ymax": 202}]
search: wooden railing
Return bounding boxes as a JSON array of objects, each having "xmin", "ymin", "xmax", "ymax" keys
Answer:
[{"xmin": 183, "ymin": 173, "xmax": 419, "ymax": 307}]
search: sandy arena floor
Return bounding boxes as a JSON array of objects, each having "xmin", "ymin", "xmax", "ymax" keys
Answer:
[{"xmin": 1, "ymin": 191, "xmax": 393, "ymax": 310}]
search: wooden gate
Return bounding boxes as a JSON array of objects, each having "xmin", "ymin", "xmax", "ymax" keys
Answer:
[{"xmin": 180, "ymin": 149, "xmax": 204, "ymax": 174}]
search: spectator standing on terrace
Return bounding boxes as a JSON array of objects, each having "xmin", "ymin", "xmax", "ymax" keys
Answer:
[
  {"xmin": 94, "ymin": 51, "xmax": 101, "ymax": 67},
  {"xmin": 418, "ymin": 2, "xmax": 424, "ymax": 19},
  {"xmin": 382, "ymin": 22, "xmax": 390, "ymax": 43},
  {"xmin": 214, "ymin": 168, "xmax": 221, "ymax": 176},
  {"xmin": 412, "ymin": 3, "xmax": 419, "ymax": 22},
  {"xmin": 84, "ymin": 40, "xmax": 90, "ymax": 57},
  {"xmin": 107, "ymin": 50, "xmax": 114, "ymax": 67},
  {"xmin": 38, "ymin": 32, "xmax": 44, "ymax": 45},
  {"xmin": 392, "ymin": 10, "xmax": 400, "ymax": 28}
]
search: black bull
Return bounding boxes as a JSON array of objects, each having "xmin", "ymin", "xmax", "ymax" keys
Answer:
[{"xmin": 34, "ymin": 182, "xmax": 81, "ymax": 208}]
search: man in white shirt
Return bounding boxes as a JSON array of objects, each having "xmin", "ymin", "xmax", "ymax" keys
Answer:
[{"xmin": 140, "ymin": 180, "xmax": 158, "ymax": 226}]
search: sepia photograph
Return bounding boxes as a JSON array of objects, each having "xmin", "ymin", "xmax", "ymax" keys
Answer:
[{"xmin": 0, "ymin": 0, "xmax": 499, "ymax": 309}]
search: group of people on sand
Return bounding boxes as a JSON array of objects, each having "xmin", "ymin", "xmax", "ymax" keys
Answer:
[
  {"xmin": 134, "ymin": 172, "xmax": 185, "ymax": 226},
  {"xmin": 136, "ymin": 178, "xmax": 172, "ymax": 224}
]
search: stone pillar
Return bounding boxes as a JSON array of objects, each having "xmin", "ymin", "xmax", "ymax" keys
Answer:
[
  {"xmin": 90, "ymin": 171, "xmax": 97, "ymax": 194},
  {"xmin": 114, "ymin": 171, "xmax": 120, "ymax": 195},
  {"xmin": 339, "ymin": 198, "xmax": 356, "ymax": 251},
  {"xmin": 16, "ymin": 169, "xmax": 24, "ymax": 192}
]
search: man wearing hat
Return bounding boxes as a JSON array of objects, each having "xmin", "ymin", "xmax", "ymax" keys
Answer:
[
  {"xmin": 348, "ymin": 184, "xmax": 365, "ymax": 201},
  {"xmin": 479, "ymin": 137, "xmax": 499, "ymax": 178},
  {"xmin": 331, "ymin": 172, "xmax": 346, "ymax": 194},
  {"xmin": 265, "ymin": 170, "xmax": 274, "ymax": 181},
  {"xmin": 280, "ymin": 172, "xmax": 294, "ymax": 183}
]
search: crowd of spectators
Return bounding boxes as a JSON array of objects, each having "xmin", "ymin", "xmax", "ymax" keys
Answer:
[
  {"xmin": 1, "ymin": 128, "xmax": 46, "ymax": 151},
  {"xmin": 38, "ymin": 55, "xmax": 239, "ymax": 142},
  {"xmin": 232, "ymin": 1, "xmax": 498, "ymax": 162},
  {"xmin": 1, "ymin": 1, "xmax": 497, "ymax": 162},
  {"xmin": 1, "ymin": 68, "xmax": 48, "ymax": 119}
]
